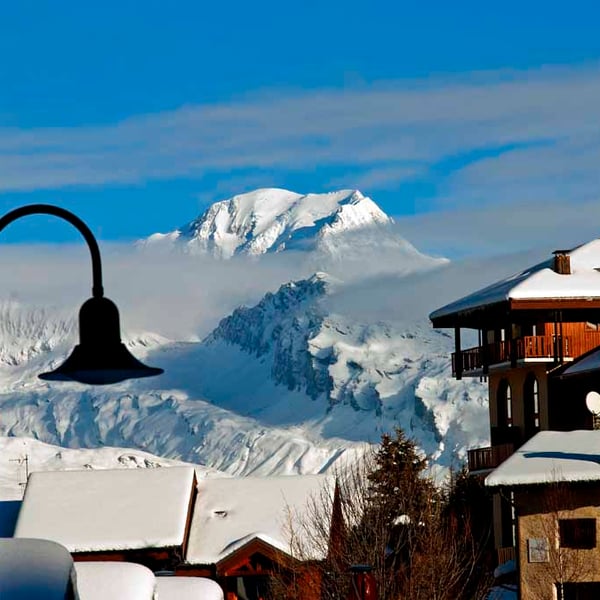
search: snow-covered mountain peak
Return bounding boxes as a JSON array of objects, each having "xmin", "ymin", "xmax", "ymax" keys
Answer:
[{"xmin": 143, "ymin": 188, "xmax": 395, "ymax": 258}]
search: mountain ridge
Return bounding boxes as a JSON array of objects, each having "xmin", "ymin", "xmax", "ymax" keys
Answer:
[{"xmin": 141, "ymin": 187, "xmax": 429, "ymax": 260}]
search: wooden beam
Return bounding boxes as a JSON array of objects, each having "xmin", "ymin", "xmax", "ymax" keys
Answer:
[
  {"xmin": 454, "ymin": 327, "xmax": 462, "ymax": 380},
  {"xmin": 559, "ymin": 311, "xmax": 564, "ymax": 363},
  {"xmin": 480, "ymin": 329, "xmax": 489, "ymax": 376},
  {"xmin": 553, "ymin": 314, "xmax": 559, "ymax": 364},
  {"xmin": 510, "ymin": 298, "xmax": 600, "ymax": 311},
  {"xmin": 509, "ymin": 323, "xmax": 517, "ymax": 368}
]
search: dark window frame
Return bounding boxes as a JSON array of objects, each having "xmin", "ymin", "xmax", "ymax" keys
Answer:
[
  {"xmin": 559, "ymin": 581, "xmax": 600, "ymax": 600},
  {"xmin": 559, "ymin": 518, "xmax": 596, "ymax": 549}
]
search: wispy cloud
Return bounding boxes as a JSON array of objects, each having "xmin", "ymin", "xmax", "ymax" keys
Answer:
[
  {"xmin": 329, "ymin": 164, "xmax": 423, "ymax": 191},
  {"xmin": 395, "ymin": 198, "xmax": 600, "ymax": 259},
  {"xmin": 0, "ymin": 245, "xmax": 313, "ymax": 340},
  {"xmin": 2, "ymin": 63, "xmax": 600, "ymax": 209},
  {"xmin": 0, "ymin": 240, "xmax": 543, "ymax": 343}
]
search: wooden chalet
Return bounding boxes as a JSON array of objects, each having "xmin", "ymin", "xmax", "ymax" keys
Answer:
[
  {"xmin": 430, "ymin": 241, "xmax": 600, "ymax": 562},
  {"xmin": 14, "ymin": 466, "xmax": 197, "ymax": 572},
  {"xmin": 180, "ymin": 474, "xmax": 335, "ymax": 600},
  {"xmin": 13, "ymin": 467, "xmax": 341, "ymax": 598}
]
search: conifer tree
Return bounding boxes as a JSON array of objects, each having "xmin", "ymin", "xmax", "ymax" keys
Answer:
[
  {"xmin": 276, "ymin": 427, "xmax": 493, "ymax": 600},
  {"xmin": 366, "ymin": 426, "xmax": 433, "ymax": 527}
]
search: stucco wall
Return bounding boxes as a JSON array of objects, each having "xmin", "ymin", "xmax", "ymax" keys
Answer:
[
  {"xmin": 516, "ymin": 485, "xmax": 600, "ymax": 600},
  {"xmin": 489, "ymin": 364, "xmax": 549, "ymax": 432}
]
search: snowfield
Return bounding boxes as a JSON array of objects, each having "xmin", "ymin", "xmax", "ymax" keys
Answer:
[
  {"xmin": 0, "ymin": 436, "xmax": 210, "ymax": 501},
  {"xmin": 0, "ymin": 274, "xmax": 487, "ymax": 479}
]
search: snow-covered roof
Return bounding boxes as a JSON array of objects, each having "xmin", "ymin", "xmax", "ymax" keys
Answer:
[
  {"xmin": 560, "ymin": 346, "xmax": 600, "ymax": 377},
  {"xmin": 0, "ymin": 538, "xmax": 75, "ymax": 600},
  {"xmin": 15, "ymin": 466, "xmax": 196, "ymax": 553},
  {"xmin": 73, "ymin": 562, "xmax": 156, "ymax": 600},
  {"xmin": 186, "ymin": 474, "xmax": 330, "ymax": 565},
  {"xmin": 486, "ymin": 430, "xmax": 600, "ymax": 487},
  {"xmin": 156, "ymin": 577, "xmax": 224, "ymax": 600},
  {"xmin": 430, "ymin": 240, "xmax": 600, "ymax": 325}
]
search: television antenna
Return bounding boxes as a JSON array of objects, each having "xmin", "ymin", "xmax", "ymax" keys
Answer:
[{"xmin": 9, "ymin": 454, "xmax": 29, "ymax": 496}]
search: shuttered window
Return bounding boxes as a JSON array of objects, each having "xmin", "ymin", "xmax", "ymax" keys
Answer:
[{"xmin": 559, "ymin": 518, "xmax": 596, "ymax": 549}]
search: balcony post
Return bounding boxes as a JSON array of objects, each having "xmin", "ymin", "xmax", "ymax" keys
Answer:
[
  {"xmin": 455, "ymin": 327, "xmax": 462, "ymax": 380},
  {"xmin": 481, "ymin": 329, "xmax": 489, "ymax": 375},
  {"xmin": 509, "ymin": 323, "xmax": 517, "ymax": 368},
  {"xmin": 552, "ymin": 312, "xmax": 561, "ymax": 364},
  {"xmin": 559, "ymin": 311, "xmax": 564, "ymax": 363}
]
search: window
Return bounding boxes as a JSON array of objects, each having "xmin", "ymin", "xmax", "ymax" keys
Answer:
[
  {"xmin": 497, "ymin": 379, "xmax": 513, "ymax": 428},
  {"xmin": 559, "ymin": 582, "xmax": 600, "ymax": 600},
  {"xmin": 524, "ymin": 374, "xmax": 540, "ymax": 436},
  {"xmin": 559, "ymin": 518, "xmax": 596, "ymax": 549},
  {"xmin": 527, "ymin": 537, "xmax": 549, "ymax": 562}
]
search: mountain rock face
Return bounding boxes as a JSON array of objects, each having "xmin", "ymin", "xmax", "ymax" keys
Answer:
[
  {"xmin": 0, "ymin": 302, "xmax": 75, "ymax": 366},
  {"xmin": 143, "ymin": 188, "xmax": 421, "ymax": 260},
  {"xmin": 204, "ymin": 273, "xmax": 333, "ymax": 400},
  {"xmin": 202, "ymin": 273, "xmax": 489, "ymax": 466}
]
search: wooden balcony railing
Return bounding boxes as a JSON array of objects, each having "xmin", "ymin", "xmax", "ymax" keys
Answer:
[
  {"xmin": 467, "ymin": 443, "xmax": 515, "ymax": 473},
  {"xmin": 452, "ymin": 332, "xmax": 600, "ymax": 376}
]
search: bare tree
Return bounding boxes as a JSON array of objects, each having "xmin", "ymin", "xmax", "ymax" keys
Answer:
[
  {"xmin": 275, "ymin": 430, "xmax": 493, "ymax": 600},
  {"xmin": 398, "ymin": 497, "xmax": 492, "ymax": 600}
]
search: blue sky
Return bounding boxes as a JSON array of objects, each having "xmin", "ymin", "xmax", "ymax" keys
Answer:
[{"xmin": 2, "ymin": 1, "xmax": 600, "ymax": 252}]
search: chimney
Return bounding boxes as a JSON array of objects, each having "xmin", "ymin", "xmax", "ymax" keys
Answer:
[{"xmin": 553, "ymin": 250, "xmax": 571, "ymax": 275}]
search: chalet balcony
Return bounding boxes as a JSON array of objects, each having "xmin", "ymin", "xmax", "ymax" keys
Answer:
[
  {"xmin": 452, "ymin": 332, "xmax": 600, "ymax": 377},
  {"xmin": 467, "ymin": 443, "xmax": 514, "ymax": 473}
]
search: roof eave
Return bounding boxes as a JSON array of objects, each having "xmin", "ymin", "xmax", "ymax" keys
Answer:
[
  {"xmin": 431, "ymin": 297, "xmax": 600, "ymax": 329},
  {"xmin": 430, "ymin": 300, "xmax": 510, "ymax": 329}
]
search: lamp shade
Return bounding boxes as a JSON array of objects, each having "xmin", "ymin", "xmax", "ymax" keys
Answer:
[{"xmin": 39, "ymin": 297, "xmax": 163, "ymax": 385}]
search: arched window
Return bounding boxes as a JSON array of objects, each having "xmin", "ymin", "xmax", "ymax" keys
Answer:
[
  {"xmin": 524, "ymin": 373, "xmax": 540, "ymax": 438},
  {"xmin": 497, "ymin": 379, "xmax": 513, "ymax": 428}
]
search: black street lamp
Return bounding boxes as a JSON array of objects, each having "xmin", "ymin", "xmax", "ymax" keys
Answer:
[{"xmin": 0, "ymin": 204, "xmax": 163, "ymax": 385}]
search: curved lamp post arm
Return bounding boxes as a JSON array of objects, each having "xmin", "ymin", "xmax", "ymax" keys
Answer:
[{"xmin": 0, "ymin": 204, "xmax": 104, "ymax": 298}]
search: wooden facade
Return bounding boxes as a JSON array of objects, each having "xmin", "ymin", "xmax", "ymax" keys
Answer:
[
  {"xmin": 177, "ymin": 479, "xmax": 344, "ymax": 600},
  {"xmin": 461, "ymin": 321, "xmax": 600, "ymax": 556},
  {"xmin": 454, "ymin": 321, "xmax": 598, "ymax": 479},
  {"xmin": 430, "ymin": 246, "xmax": 600, "ymax": 562},
  {"xmin": 176, "ymin": 537, "xmax": 324, "ymax": 600},
  {"xmin": 452, "ymin": 325, "xmax": 600, "ymax": 379}
]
